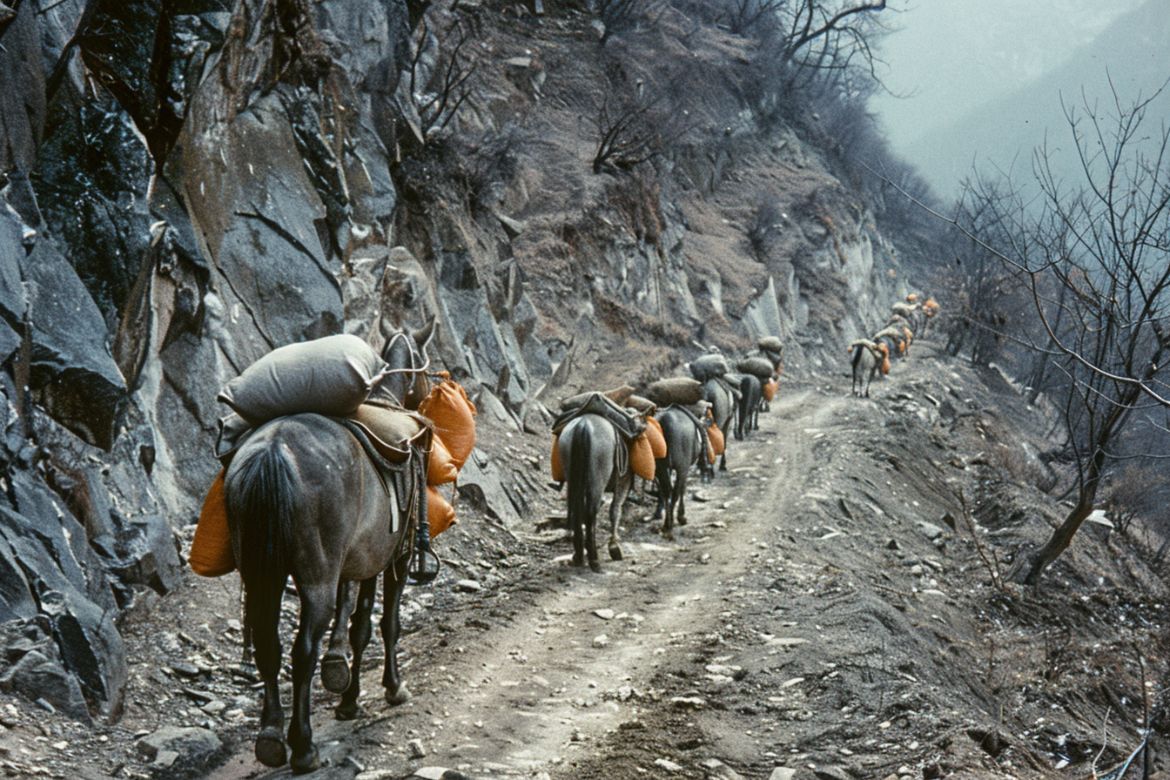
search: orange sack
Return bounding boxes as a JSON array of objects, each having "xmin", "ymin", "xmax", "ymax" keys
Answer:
[
  {"xmin": 550, "ymin": 434, "xmax": 564, "ymax": 482},
  {"xmin": 629, "ymin": 433, "xmax": 656, "ymax": 480},
  {"xmin": 419, "ymin": 377, "xmax": 477, "ymax": 469},
  {"xmin": 879, "ymin": 343, "xmax": 891, "ymax": 375},
  {"xmin": 427, "ymin": 434, "xmax": 458, "ymax": 486},
  {"xmin": 645, "ymin": 416, "xmax": 667, "ymax": 459},
  {"xmin": 427, "ymin": 486, "xmax": 457, "ymax": 538},
  {"xmin": 707, "ymin": 423, "xmax": 725, "ymax": 462},
  {"xmin": 190, "ymin": 470, "xmax": 235, "ymax": 577},
  {"xmin": 762, "ymin": 379, "xmax": 778, "ymax": 402}
]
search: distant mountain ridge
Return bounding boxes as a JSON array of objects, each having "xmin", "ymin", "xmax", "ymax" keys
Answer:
[{"xmin": 908, "ymin": 0, "xmax": 1170, "ymax": 196}]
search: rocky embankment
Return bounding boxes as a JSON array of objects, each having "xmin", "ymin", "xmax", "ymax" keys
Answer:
[{"xmin": 0, "ymin": 0, "xmax": 909, "ymax": 721}]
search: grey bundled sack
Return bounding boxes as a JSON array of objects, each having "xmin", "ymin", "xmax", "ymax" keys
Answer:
[
  {"xmin": 218, "ymin": 334, "xmax": 389, "ymax": 425},
  {"xmin": 757, "ymin": 336, "xmax": 783, "ymax": 353},
  {"xmin": 644, "ymin": 377, "xmax": 703, "ymax": 406},
  {"xmin": 737, "ymin": 356, "xmax": 775, "ymax": 379},
  {"xmin": 688, "ymin": 354, "xmax": 730, "ymax": 382}
]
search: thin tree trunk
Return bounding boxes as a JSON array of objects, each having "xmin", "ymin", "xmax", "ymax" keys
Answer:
[{"xmin": 1017, "ymin": 499, "xmax": 1095, "ymax": 585}]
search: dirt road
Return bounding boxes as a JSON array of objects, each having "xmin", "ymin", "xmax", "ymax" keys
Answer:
[
  {"xmin": 196, "ymin": 387, "xmax": 834, "ymax": 778},
  {"xmin": 206, "ymin": 379, "xmax": 988, "ymax": 780}
]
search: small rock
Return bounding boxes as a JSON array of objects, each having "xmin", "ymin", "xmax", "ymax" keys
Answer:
[
  {"xmin": 670, "ymin": 696, "xmax": 706, "ymax": 709},
  {"xmin": 201, "ymin": 700, "xmax": 226, "ymax": 715},
  {"xmin": 768, "ymin": 769, "xmax": 797, "ymax": 780},
  {"xmin": 592, "ymin": 634, "xmax": 609, "ymax": 648},
  {"xmin": 917, "ymin": 522, "xmax": 945, "ymax": 540},
  {"xmin": 407, "ymin": 738, "xmax": 427, "ymax": 759},
  {"xmin": 412, "ymin": 768, "xmax": 461, "ymax": 780},
  {"xmin": 169, "ymin": 662, "xmax": 202, "ymax": 679},
  {"xmin": 654, "ymin": 758, "xmax": 684, "ymax": 773},
  {"xmin": 454, "ymin": 579, "xmax": 482, "ymax": 593},
  {"xmin": 137, "ymin": 726, "xmax": 222, "ymax": 773},
  {"xmin": 153, "ymin": 750, "xmax": 179, "ymax": 769},
  {"xmin": 593, "ymin": 609, "xmax": 615, "ymax": 621},
  {"xmin": 701, "ymin": 758, "xmax": 744, "ymax": 780},
  {"xmin": 909, "ymin": 565, "xmax": 924, "ymax": 577},
  {"xmin": 355, "ymin": 770, "xmax": 399, "ymax": 780}
]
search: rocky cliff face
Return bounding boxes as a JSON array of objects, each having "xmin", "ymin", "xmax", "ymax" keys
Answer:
[{"xmin": 0, "ymin": 0, "xmax": 907, "ymax": 720}]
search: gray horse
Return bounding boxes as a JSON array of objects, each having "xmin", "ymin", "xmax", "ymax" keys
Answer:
[
  {"xmin": 652, "ymin": 406, "xmax": 707, "ymax": 539},
  {"xmin": 702, "ymin": 377, "xmax": 734, "ymax": 473},
  {"xmin": 225, "ymin": 322, "xmax": 434, "ymax": 774},
  {"xmin": 736, "ymin": 373, "xmax": 762, "ymax": 439},
  {"xmin": 558, "ymin": 415, "xmax": 633, "ymax": 570},
  {"xmin": 849, "ymin": 339, "xmax": 884, "ymax": 397}
]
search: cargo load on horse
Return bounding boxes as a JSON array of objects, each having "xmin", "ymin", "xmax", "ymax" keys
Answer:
[
  {"xmin": 218, "ymin": 334, "xmax": 390, "ymax": 425},
  {"xmin": 758, "ymin": 336, "xmax": 783, "ymax": 353},
  {"xmin": 737, "ymin": 356, "xmax": 775, "ymax": 380},
  {"xmin": 688, "ymin": 353, "xmax": 730, "ymax": 382},
  {"xmin": 644, "ymin": 377, "xmax": 704, "ymax": 406},
  {"xmin": 559, "ymin": 384, "xmax": 636, "ymax": 410}
]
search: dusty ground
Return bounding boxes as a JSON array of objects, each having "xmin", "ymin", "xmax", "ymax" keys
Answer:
[{"xmin": 2, "ymin": 341, "xmax": 1168, "ymax": 780}]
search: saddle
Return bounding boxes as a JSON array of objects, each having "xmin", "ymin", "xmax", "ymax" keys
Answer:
[
  {"xmin": 552, "ymin": 392, "xmax": 646, "ymax": 442},
  {"xmin": 213, "ymin": 405, "xmax": 439, "ymax": 584}
]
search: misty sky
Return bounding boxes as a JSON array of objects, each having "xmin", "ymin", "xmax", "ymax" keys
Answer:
[{"xmin": 870, "ymin": 0, "xmax": 1147, "ymax": 160}]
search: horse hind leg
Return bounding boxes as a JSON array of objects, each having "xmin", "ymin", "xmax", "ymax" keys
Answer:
[
  {"xmin": 381, "ymin": 555, "xmax": 412, "ymax": 706},
  {"xmin": 287, "ymin": 583, "xmax": 336, "ymax": 774},
  {"xmin": 321, "ymin": 581, "xmax": 356, "ymax": 695},
  {"xmin": 335, "ymin": 577, "xmax": 378, "ymax": 721},
  {"xmin": 585, "ymin": 490, "xmax": 603, "ymax": 572},
  {"xmin": 608, "ymin": 472, "xmax": 631, "ymax": 562},
  {"xmin": 675, "ymin": 466, "xmax": 689, "ymax": 527},
  {"xmin": 248, "ymin": 578, "xmax": 288, "ymax": 768}
]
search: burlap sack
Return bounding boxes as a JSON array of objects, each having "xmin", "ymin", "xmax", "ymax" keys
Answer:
[
  {"xmin": 190, "ymin": 470, "xmax": 234, "ymax": 577},
  {"xmin": 757, "ymin": 336, "xmax": 783, "ymax": 353},
  {"xmin": 419, "ymin": 379, "xmax": 477, "ymax": 469},
  {"xmin": 629, "ymin": 433, "xmax": 656, "ymax": 480},
  {"xmin": 644, "ymin": 377, "xmax": 703, "ymax": 406},
  {"xmin": 737, "ymin": 356, "xmax": 774, "ymax": 379},
  {"xmin": 427, "ymin": 486, "xmax": 457, "ymax": 537},
  {"xmin": 688, "ymin": 354, "xmax": 730, "ymax": 382},
  {"xmin": 218, "ymin": 334, "xmax": 388, "ymax": 425},
  {"xmin": 644, "ymin": 416, "xmax": 667, "ymax": 458}
]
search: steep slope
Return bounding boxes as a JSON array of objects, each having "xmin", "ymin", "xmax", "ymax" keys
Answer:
[{"xmin": 906, "ymin": 0, "xmax": 1170, "ymax": 195}]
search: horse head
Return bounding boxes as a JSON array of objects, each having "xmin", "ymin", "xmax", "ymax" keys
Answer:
[{"xmin": 377, "ymin": 315, "xmax": 437, "ymax": 410}]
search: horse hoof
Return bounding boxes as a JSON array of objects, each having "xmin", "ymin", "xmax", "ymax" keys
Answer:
[
  {"xmin": 290, "ymin": 745, "xmax": 320, "ymax": 775},
  {"xmin": 320, "ymin": 653, "xmax": 351, "ymax": 694},
  {"xmin": 255, "ymin": 729, "xmax": 287, "ymax": 768},
  {"xmin": 386, "ymin": 683, "xmax": 412, "ymax": 706},
  {"xmin": 609, "ymin": 545, "xmax": 623, "ymax": 561},
  {"xmin": 660, "ymin": 528, "xmax": 674, "ymax": 541},
  {"xmin": 571, "ymin": 555, "xmax": 585, "ymax": 568},
  {"xmin": 678, "ymin": 516, "xmax": 687, "ymax": 526},
  {"xmin": 589, "ymin": 560, "xmax": 602, "ymax": 573},
  {"xmin": 335, "ymin": 701, "xmax": 361, "ymax": 721}
]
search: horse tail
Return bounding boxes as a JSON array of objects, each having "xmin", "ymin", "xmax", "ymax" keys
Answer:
[
  {"xmin": 228, "ymin": 444, "xmax": 298, "ymax": 657},
  {"xmin": 566, "ymin": 422, "xmax": 592, "ymax": 536}
]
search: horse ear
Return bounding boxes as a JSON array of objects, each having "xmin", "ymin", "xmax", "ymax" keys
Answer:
[
  {"xmin": 378, "ymin": 315, "xmax": 396, "ymax": 342},
  {"xmin": 412, "ymin": 315, "xmax": 437, "ymax": 353}
]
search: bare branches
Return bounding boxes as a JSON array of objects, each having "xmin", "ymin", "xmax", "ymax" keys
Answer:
[
  {"xmin": 401, "ymin": 14, "xmax": 480, "ymax": 148},
  {"xmin": 949, "ymin": 84, "xmax": 1170, "ymax": 584},
  {"xmin": 590, "ymin": 76, "xmax": 691, "ymax": 174}
]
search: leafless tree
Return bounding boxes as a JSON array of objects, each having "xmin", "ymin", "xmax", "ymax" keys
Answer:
[
  {"xmin": 590, "ymin": 83, "xmax": 689, "ymax": 174},
  {"xmin": 402, "ymin": 15, "xmax": 479, "ymax": 147},
  {"xmin": 959, "ymin": 84, "xmax": 1170, "ymax": 584},
  {"xmin": 720, "ymin": 0, "xmax": 785, "ymax": 36}
]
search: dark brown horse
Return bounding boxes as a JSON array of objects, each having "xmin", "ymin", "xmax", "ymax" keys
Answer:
[{"xmin": 225, "ymin": 320, "xmax": 434, "ymax": 773}]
